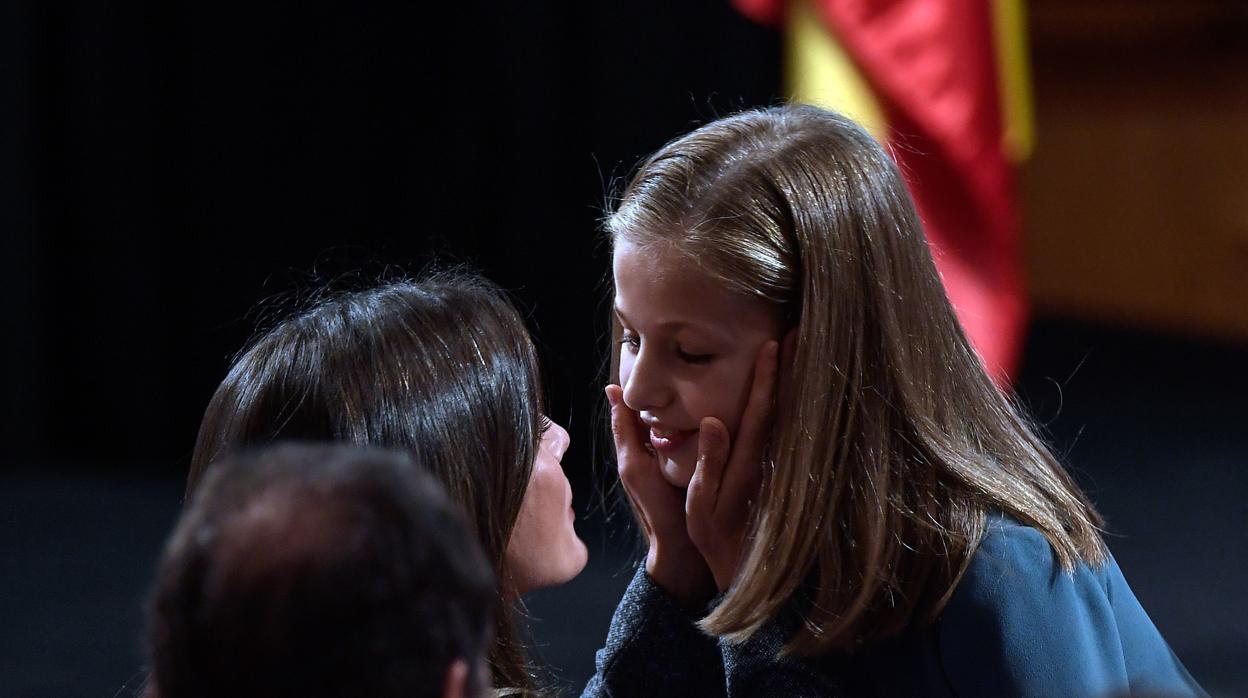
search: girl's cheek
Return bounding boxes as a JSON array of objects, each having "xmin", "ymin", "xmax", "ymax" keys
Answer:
[{"xmin": 713, "ymin": 361, "xmax": 756, "ymax": 435}]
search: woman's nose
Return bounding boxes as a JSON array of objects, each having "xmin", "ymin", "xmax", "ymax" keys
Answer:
[{"xmin": 548, "ymin": 420, "xmax": 571, "ymax": 460}]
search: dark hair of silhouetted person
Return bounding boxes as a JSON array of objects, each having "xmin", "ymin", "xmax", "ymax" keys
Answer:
[
  {"xmin": 147, "ymin": 442, "xmax": 495, "ymax": 698},
  {"xmin": 186, "ymin": 275, "xmax": 545, "ymax": 691}
]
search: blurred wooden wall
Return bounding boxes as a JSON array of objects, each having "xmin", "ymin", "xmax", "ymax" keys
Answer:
[{"xmin": 1023, "ymin": 0, "xmax": 1248, "ymax": 340}]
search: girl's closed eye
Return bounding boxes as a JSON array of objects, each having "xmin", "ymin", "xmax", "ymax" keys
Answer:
[
  {"xmin": 676, "ymin": 347, "xmax": 713, "ymax": 365},
  {"xmin": 619, "ymin": 331, "xmax": 713, "ymax": 364}
]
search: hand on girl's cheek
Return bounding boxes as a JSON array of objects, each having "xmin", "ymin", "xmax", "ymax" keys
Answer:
[{"xmin": 619, "ymin": 352, "xmax": 757, "ymax": 490}]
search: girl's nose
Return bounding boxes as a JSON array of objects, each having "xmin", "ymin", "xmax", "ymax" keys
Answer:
[{"xmin": 621, "ymin": 348, "xmax": 671, "ymax": 413}]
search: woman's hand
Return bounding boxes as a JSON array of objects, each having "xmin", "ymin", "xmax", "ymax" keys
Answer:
[
  {"xmin": 686, "ymin": 334, "xmax": 792, "ymax": 592},
  {"xmin": 606, "ymin": 385, "xmax": 715, "ymax": 606}
]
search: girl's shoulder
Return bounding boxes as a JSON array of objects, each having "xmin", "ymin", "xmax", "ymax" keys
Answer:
[
  {"xmin": 965, "ymin": 512, "xmax": 1102, "ymax": 589},
  {"xmin": 933, "ymin": 514, "xmax": 1207, "ymax": 697},
  {"xmin": 941, "ymin": 513, "xmax": 1116, "ymax": 667}
]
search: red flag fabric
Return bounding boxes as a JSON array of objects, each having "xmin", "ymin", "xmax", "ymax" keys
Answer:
[{"xmin": 735, "ymin": 0, "xmax": 1026, "ymax": 383}]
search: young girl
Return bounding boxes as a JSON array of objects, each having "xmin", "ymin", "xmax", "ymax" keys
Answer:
[
  {"xmin": 588, "ymin": 105, "xmax": 1206, "ymax": 696},
  {"xmin": 187, "ymin": 275, "xmax": 588, "ymax": 694}
]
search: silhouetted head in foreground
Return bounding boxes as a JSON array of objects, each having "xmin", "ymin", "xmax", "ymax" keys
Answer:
[{"xmin": 147, "ymin": 442, "xmax": 494, "ymax": 698}]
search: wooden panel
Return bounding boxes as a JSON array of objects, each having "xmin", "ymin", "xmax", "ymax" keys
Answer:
[{"xmin": 1023, "ymin": 0, "xmax": 1248, "ymax": 340}]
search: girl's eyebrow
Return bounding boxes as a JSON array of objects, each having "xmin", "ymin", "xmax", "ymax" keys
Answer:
[{"xmin": 614, "ymin": 305, "xmax": 733, "ymax": 342}]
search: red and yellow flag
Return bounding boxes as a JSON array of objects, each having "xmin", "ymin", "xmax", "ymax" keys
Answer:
[{"xmin": 736, "ymin": 0, "xmax": 1033, "ymax": 384}]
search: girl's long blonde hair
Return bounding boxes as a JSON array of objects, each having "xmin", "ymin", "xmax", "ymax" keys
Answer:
[{"xmin": 606, "ymin": 105, "xmax": 1106, "ymax": 654}]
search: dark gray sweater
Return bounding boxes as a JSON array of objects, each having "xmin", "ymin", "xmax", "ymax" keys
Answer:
[{"xmin": 580, "ymin": 565, "xmax": 843, "ymax": 697}]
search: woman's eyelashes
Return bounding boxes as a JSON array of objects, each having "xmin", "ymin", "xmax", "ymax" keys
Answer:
[
  {"xmin": 619, "ymin": 331, "xmax": 714, "ymax": 365},
  {"xmin": 539, "ymin": 415, "xmax": 554, "ymax": 436},
  {"xmin": 619, "ymin": 333, "xmax": 641, "ymax": 353}
]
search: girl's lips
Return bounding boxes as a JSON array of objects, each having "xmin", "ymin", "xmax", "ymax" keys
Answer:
[{"xmin": 649, "ymin": 426, "xmax": 697, "ymax": 454}]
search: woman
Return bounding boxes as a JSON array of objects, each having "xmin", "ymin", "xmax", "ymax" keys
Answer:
[{"xmin": 187, "ymin": 274, "xmax": 588, "ymax": 693}]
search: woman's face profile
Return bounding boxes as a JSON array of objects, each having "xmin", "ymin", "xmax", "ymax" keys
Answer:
[
  {"xmin": 612, "ymin": 238, "xmax": 782, "ymax": 488},
  {"xmin": 505, "ymin": 417, "xmax": 587, "ymax": 594}
]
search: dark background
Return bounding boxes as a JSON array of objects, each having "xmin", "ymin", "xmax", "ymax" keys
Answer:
[{"xmin": 3, "ymin": 1, "xmax": 1245, "ymax": 696}]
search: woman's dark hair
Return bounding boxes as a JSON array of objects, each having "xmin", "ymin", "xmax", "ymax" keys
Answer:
[
  {"xmin": 188, "ymin": 274, "xmax": 544, "ymax": 690},
  {"xmin": 149, "ymin": 443, "xmax": 495, "ymax": 698}
]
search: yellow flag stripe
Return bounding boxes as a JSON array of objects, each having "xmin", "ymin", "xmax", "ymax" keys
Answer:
[
  {"xmin": 992, "ymin": 0, "xmax": 1034, "ymax": 161},
  {"xmin": 784, "ymin": 0, "xmax": 886, "ymax": 142}
]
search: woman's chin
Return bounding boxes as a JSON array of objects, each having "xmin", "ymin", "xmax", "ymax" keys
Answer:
[
  {"xmin": 513, "ymin": 536, "xmax": 589, "ymax": 595},
  {"xmin": 660, "ymin": 458, "xmax": 695, "ymax": 489},
  {"xmin": 542, "ymin": 547, "xmax": 588, "ymax": 594}
]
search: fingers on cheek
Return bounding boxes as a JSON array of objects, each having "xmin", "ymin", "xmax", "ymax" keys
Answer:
[
  {"xmin": 618, "ymin": 459, "xmax": 649, "ymax": 493},
  {"xmin": 702, "ymin": 421, "xmax": 728, "ymax": 457},
  {"xmin": 687, "ymin": 508, "xmax": 712, "ymax": 551}
]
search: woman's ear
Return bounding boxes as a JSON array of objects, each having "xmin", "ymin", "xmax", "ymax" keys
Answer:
[{"xmin": 441, "ymin": 658, "xmax": 470, "ymax": 698}]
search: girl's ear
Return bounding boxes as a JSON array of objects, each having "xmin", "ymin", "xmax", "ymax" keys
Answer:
[
  {"xmin": 780, "ymin": 328, "xmax": 799, "ymax": 364},
  {"xmin": 778, "ymin": 328, "xmax": 799, "ymax": 403}
]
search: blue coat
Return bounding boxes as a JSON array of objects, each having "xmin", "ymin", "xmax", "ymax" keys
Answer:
[
  {"xmin": 584, "ymin": 514, "xmax": 1206, "ymax": 697},
  {"xmin": 842, "ymin": 514, "xmax": 1207, "ymax": 697}
]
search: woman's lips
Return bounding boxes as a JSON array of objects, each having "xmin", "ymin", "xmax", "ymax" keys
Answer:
[{"xmin": 649, "ymin": 426, "xmax": 696, "ymax": 454}]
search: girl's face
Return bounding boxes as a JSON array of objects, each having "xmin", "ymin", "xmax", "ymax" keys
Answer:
[
  {"xmin": 505, "ymin": 417, "xmax": 587, "ymax": 594},
  {"xmin": 613, "ymin": 239, "xmax": 784, "ymax": 488}
]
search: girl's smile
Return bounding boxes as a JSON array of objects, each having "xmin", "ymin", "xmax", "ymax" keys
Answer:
[{"xmin": 644, "ymin": 420, "xmax": 699, "ymax": 483}]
